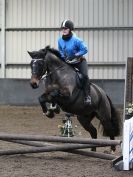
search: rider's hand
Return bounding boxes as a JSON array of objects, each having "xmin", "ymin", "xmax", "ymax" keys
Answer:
[
  {"xmin": 65, "ymin": 56, "xmax": 75, "ymax": 61},
  {"xmin": 66, "ymin": 59, "xmax": 71, "ymax": 63},
  {"xmin": 65, "ymin": 55, "xmax": 81, "ymax": 64}
]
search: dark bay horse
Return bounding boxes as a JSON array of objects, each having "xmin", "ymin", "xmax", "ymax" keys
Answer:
[{"xmin": 28, "ymin": 46, "xmax": 120, "ymax": 152}]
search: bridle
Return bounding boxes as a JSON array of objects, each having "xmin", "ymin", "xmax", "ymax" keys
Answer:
[
  {"xmin": 31, "ymin": 58, "xmax": 65, "ymax": 80},
  {"xmin": 31, "ymin": 58, "xmax": 46, "ymax": 78}
]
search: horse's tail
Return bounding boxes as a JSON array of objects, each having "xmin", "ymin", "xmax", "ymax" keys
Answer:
[{"xmin": 106, "ymin": 95, "xmax": 121, "ymax": 136}]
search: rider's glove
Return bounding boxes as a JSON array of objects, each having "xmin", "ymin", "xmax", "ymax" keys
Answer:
[{"xmin": 65, "ymin": 56, "xmax": 75, "ymax": 61}]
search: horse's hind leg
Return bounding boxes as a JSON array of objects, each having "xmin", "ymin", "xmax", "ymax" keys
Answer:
[
  {"xmin": 77, "ymin": 114, "xmax": 97, "ymax": 151},
  {"xmin": 101, "ymin": 115, "xmax": 116, "ymax": 151},
  {"xmin": 101, "ymin": 119, "xmax": 116, "ymax": 152},
  {"xmin": 97, "ymin": 110, "xmax": 116, "ymax": 152}
]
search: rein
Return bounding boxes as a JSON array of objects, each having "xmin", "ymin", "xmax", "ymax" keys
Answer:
[
  {"xmin": 31, "ymin": 53, "xmax": 65, "ymax": 80},
  {"xmin": 42, "ymin": 65, "xmax": 64, "ymax": 79}
]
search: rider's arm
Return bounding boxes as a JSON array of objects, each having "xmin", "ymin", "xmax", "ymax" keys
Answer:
[
  {"xmin": 74, "ymin": 38, "xmax": 88, "ymax": 57},
  {"xmin": 58, "ymin": 39, "xmax": 65, "ymax": 60}
]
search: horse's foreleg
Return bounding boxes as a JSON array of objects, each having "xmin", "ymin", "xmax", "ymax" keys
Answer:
[
  {"xmin": 77, "ymin": 115, "xmax": 97, "ymax": 151},
  {"xmin": 38, "ymin": 94, "xmax": 55, "ymax": 118},
  {"xmin": 38, "ymin": 94, "xmax": 48, "ymax": 113}
]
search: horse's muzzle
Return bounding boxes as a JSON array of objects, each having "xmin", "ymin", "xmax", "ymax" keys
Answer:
[
  {"xmin": 30, "ymin": 82, "xmax": 39, "ymax": 89},
  {"xmin": 30, "ymin": 76, "xmax": 40, "ymax": 89}
]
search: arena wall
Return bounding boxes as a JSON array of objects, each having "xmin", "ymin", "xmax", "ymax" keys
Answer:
[
  {"xmin": 0, "ymin": 79, "xmax": 124, "ymax": 106},
  {"xmin": 0, "ymin": 0, "xmax": 132, "ymax": 105}
]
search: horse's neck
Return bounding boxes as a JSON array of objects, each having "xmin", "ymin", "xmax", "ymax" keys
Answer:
[
  {"xmin": 46, "ymin": 54, "xmax": 76, "ymax": 95},
  {"xmin": 46, "ymin": 53, "xmax": 74, "ymax": 74},
  {"xmin": 46, "ymin": 53, "xmax": 63, "ymax": 69}
]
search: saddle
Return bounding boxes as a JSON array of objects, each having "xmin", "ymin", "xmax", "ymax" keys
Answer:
[{"xmin": 65, "ymin": 57, "xmax": 87, "ymax": 89}]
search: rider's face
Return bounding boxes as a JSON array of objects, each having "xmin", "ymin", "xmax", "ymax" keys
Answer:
[{"xmin": 61, "ymin": 28, "xmax": 70, "ymax": 35}]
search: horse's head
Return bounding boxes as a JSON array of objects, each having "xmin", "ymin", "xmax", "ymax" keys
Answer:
[
  {"xmin": 28, "ymin": 46, "xmax": 62, "ymax": 89},
  {"xmin": 28, "ymin": 49, "xmax": 47, "ymax": 89}
]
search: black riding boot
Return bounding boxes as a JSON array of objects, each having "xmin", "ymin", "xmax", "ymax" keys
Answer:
[{"xmin": 84, "ymin": 76, "xmax": 91, "ymax": 105}]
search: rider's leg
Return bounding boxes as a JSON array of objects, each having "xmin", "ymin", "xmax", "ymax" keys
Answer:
[
  {"xmin": 75, "ymin": 59, "xmax": 91, "ymax": 105},
  {"xmin": 83, "ymin": 75, "xmax": 91, "ymax": 104}
]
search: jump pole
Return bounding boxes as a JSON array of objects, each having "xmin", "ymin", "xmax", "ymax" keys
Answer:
[
  {"xmin": 0, "ymin": 132, "xmax": 121, "ymax": 146},
  {"xmin": 4, "ymin": 139, "xmax": 112, "ymax": 148},
  {"xmin": 1, "ymin": 139, "xmax": 117, "ymax": 160}
]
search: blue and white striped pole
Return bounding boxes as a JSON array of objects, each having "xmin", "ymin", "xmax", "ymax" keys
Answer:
[{"xmin": 123, "ymin": 117, "xmax": 133, "ymax": 170}]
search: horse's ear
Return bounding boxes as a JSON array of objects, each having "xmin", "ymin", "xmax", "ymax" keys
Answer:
[
  {"xmin": 28, "ymin": 51, "xmax": 38, "ymax": 59},
  {"xmin": 27, "ymin": 50, "xmax": 44, "ymax": 59},
  {"xmin": 27, "ymin": 51, "xmax": 33, "ymax": 58}
]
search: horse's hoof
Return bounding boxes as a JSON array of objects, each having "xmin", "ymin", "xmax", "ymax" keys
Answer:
[
  {"xmin": 91, "ymin": 147, "xmax": 96, "ymax": 151},
  {"xmin": 104, "ymin": 150, "xmax": 115, "ymax": 154},
  {"xmin": 104, "ymin": 150, "xmax": 110, "ymax": 154},
  {"xmin": 54, "ymin": 105, "xmax": 60, "ymax": 114},
  {"xmin": 46, "ymin": 110, "xmax": 55, "ymax": 118},
  {"xmin": 110, "ymin": 150, "xmax": 115, "ymax": 155}
]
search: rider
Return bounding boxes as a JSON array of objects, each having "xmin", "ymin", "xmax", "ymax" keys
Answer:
[{"xmin": 58, "ymin": 19, "xmax": 91, "ymax": 105}]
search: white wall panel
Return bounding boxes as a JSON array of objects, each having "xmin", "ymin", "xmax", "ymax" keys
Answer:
[
  {"xmin": 6, "ymin": 31, "xmax": 60, "ymax": 64},
  {"xmin": 129, "ymin": 0, "xmax": 133, "ymax": 25},
  {"xmin": 129, "ymin": 30, "xmax": 133, "ymax": 57},
  {"xmin": 6, "ymin": 67, "xmax": 31, "ymax": 78},
  {"xmin": 89, "ymin": 67, "xmax": 125, "ymax": 80},
  {"xmin": 0, "ymin": 1, "xmax": 3, "ymax": 77},
  {"xmin": 0, "ymin": 0, "xmax": 2, "ymax": 27},
  {"xmin": 5, "ymin": 29, "xmax": 133, "ymax": 79},
  {"xmin": 1, "ymin": 0, "xmax": 133, "ymax": 79},
  {"xmin": 0, "ymin": 32, "xmax": 1, "ymax": 63},
  {"xmin": 5, "ymin": 0, "xmax": 133, "ymax": 28}
]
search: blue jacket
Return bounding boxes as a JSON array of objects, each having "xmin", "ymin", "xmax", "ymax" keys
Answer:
[{"xmin": 58, "ymin": 34, "xmax": 88, "ymax": 60}]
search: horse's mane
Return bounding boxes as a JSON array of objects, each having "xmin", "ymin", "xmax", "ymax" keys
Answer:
[{"xmin": 43, "ymin": 45, "xmax": 62, "ymax": 58}]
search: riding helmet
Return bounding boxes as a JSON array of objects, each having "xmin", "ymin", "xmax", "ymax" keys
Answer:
[{"xmin": 61, "ymin": 20, "xmax": 74, "ymax": 31}]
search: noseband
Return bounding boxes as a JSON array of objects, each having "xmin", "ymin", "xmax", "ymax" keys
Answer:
[
  {"xmin": 31, "ymin": 58, "xmax": 45, "ymax": 78},
  {"xmin": 31, "ymin": 58, "xmax": 64, "ymax": 80}
]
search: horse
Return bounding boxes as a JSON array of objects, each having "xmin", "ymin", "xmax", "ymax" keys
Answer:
[{"xmin": 28, "ymin": 46, "xmax": 120, "ymax": 152}]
